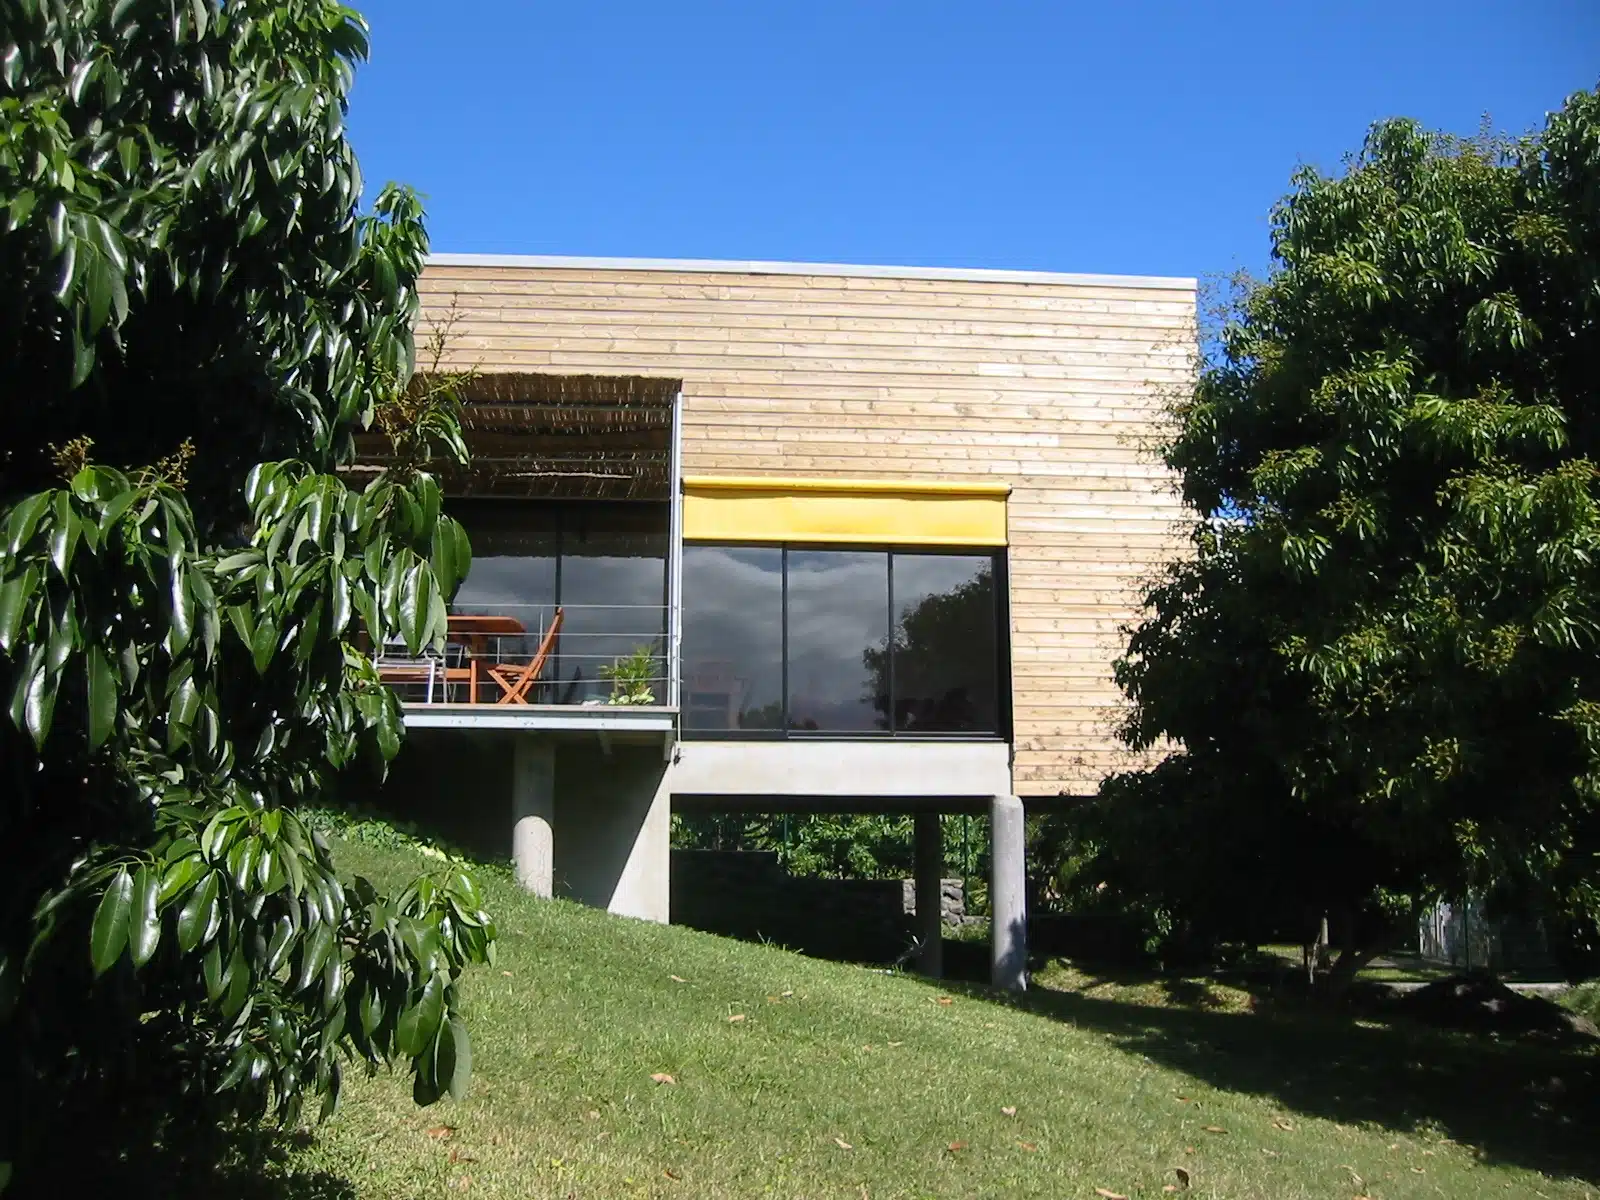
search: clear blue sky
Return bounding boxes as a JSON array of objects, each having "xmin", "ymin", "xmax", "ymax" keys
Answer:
[{"xmin": 349, "ymin": 1, "xmax": 1598, "ymax": 281}]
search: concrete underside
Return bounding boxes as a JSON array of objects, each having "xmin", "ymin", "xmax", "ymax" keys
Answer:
[{"xmin": 378, "ymin": 728, "xmax": 1027, "ymax": 987}]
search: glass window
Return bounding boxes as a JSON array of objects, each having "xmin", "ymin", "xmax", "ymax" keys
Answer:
[
  {"xmin": 557, "ymin": 506, "xmax": 667, "ymax": 703},
  {"xmin": 785, "ymin": 550, "xmax": 888, "ymax": 733},
  {"xmin": 447, "ymin": 501, "xmax": 559, "ymax": 668},
  {"xmin": 889, "ymin": 553, "xmax": 999, "ymax": 733},
  {"xmin": 679, "ymin": 543, "xmax": 1006, "ymax": 737},
  {"xmin": 448, "ymin": 499, "xmax": 667, "ymax": 703},
  {"xmin": 681, "ymin": 546, "xmax": 784, "ymax": 730}
]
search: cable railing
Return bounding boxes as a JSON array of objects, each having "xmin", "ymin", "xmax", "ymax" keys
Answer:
[{"xmin": 375, "ymin": 602, "xmax": 673, "ymax": 708}]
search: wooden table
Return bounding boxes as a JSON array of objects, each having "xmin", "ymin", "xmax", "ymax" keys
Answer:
[{"xmin": 446, "ymin": 613, "xmax": 527, "ymax": 660}]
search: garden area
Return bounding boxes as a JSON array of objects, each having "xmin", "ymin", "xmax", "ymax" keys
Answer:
[{"xmin": 266, "ymin": 829, "xmax": 1600, "ymax": 1199}]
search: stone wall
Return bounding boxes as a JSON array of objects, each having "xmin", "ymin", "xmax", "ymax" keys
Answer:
[{"xmin": 671, "ymin": 849, "xmax": 972, "ymax": 964}]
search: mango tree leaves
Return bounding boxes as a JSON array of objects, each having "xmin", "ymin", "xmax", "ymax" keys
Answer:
[
  {"xmin": 0, "ymin": 0, "xmax": 490, "ymax": 1178},
  {"xmin": 89, "ymin": 869, "xmax": 132, "ymax": 975}
]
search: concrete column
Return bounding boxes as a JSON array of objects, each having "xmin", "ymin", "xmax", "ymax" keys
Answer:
[
  {"xmin": 512, "ymin": 736, "xmax": 555, "ymax": 897},
  {"xmin": 913, "ymin": 811, "xmax": 944, "ymax": 978},
  {"xmin": 990, "ymin": 794, "xmax": 1027, "ymax": 991}
]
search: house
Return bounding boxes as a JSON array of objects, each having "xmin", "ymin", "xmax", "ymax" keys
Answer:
[{"xmin": 367, "ymin": 254, "xmax": 1194, "ymax": 988}]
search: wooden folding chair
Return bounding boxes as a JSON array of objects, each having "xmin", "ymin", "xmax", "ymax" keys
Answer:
[{"xmin": 486, "ymin": 607, "xmax": 564, "ymax": 704}]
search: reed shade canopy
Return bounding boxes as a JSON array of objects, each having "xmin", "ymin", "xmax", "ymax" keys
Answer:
[{"xmin": 350, "ymin": 372, "xmax": 679, "ymax": 501}]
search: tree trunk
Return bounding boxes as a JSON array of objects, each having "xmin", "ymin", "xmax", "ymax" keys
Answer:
[{"xmin": 1317, "ymin": 907, "xmax": 1385, "ymax": 1001}]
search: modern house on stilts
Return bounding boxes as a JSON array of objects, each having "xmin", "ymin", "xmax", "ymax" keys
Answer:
[{"xmin": 365, "ymin": 254, "xmax": 1194, "ymax": 989}]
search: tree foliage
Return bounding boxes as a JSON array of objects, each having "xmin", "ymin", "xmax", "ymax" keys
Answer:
[
  {"xmin": 1066, "ymin": 89, "xmax": 1600, "ymax": 983},
  {"xmin": 0, "ymin": 0, "xmax": 492, "ymax": 1185}
]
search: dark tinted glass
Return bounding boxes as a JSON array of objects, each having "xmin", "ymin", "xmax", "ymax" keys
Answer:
[
  {"xmin": 785, "ymin": 550, "xmax": 888, "ymax": 732},
  {"xmin": 448, "ymin": 501, "xmax": 559, "ymax": 667},
  {"xmin": 889, "ymin": 553, "xmax": 999, "ymax": 733},
  {"xmin": 555, "ymin": 505, "xmax": 667, "ymax": 703},
  {"xmin": 681, "ymin": 546, "xmax": 784, "ymax": 730},
  {"xmin": 449, "ymin": 500, "xmax": 666, "ymax": 704}
]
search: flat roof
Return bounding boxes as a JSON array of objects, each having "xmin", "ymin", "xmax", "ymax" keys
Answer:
[{"xmin": 426, "ymin": 253, "xmax": 1195, "ymax": 292}]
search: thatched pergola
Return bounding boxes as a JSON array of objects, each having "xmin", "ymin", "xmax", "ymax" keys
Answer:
[{"xmin": 352, "ymin": 372, "xmax": 679, "ymax": 502}]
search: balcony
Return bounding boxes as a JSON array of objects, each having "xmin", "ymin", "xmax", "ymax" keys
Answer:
[{"xmin": 353, "ymin": 371, "xmax": 682, "ymax": 733}]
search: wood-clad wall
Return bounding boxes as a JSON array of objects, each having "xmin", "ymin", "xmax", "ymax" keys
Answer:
[{"xmin": 416, "ymin": 262, "xmax": 1196, "ymax": 796}]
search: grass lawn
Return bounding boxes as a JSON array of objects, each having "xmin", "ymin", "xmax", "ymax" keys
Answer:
[{"xmin": 278, "ymin": 834, "xmax": 1600, "ymax": 1199}]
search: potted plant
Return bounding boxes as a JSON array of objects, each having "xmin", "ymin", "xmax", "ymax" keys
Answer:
[{"xmin": 600, "ymin": 643, "xmax": 658, "ymax": 705}]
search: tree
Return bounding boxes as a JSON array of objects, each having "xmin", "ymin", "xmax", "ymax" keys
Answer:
[
  {"xmin": 0, "ymin": 0, "xmax": 492, "ymax": 1187},
  {"xmin": 864, "ymin": 564, "xmax": 996, "ymax": 732},
  {"xmin": 1066, "ymin": 88, "xmax": 1600, "ymax": 987}
]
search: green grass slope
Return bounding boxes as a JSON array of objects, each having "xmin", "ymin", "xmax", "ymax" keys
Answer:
[{"xmin": 289, "ymin": 835, "xmax": 1599, "ymax": 1199}]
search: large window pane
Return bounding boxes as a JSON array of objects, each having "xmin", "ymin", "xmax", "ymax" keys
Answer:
[
  {"xmin": 448, "ymin": 501, "xmax": 559, "ymax": 674},
  {"xmin": 890, "ymin": 553, "xmax": 999, "ymax": 733},
  {"xmin": 556, "ymin": 504, "xmax": 667, "ymax": 703},
  {"xmin": 681, "ymin": 546, "xmax": 784, "ymax": 730},
  {"xmin": 786, "ymin": 550, "xmax": 888, "ymax": 732},
  {"xmin": 450, "ymin": 500, "xmax": 666, "ymax": 704}
]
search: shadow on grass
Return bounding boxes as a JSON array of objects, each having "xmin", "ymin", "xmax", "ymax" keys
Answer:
[
  {"xmin": 914, "ymin": 970, "xmax": 1600, "ymax": 1185},
  {"xmin": 8, "ymin": 1127, "xmax": 356, "ymax": 1200}
]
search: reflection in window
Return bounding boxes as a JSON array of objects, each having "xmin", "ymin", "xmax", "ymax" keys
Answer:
[
  {"xmin": 681, "ymin": 546, "xmax": 783, "ymax": 730},
  {"xmin": 448, "ymin": 500, "xmax": 666, "ymax": 703},
  {"xmin": 679, "ymin": 545, "xmax": 1004, "ymax": 736},
  {"xmin": 884, "ymin": 554, "xmax": 997, "ymax": 733},
  {"xmin": 785, "ymin": 551, "xmax": 888, "ymax": 732},
  {"xmin": 557, "ymin": 507, "xmax": 667, "ymax": 703}
]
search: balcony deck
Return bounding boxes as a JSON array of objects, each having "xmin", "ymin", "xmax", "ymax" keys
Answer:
[
  {"xmin": 401, "ymin": 701, "xmax": 677, "ymax": 735},
  {"xmin": 380, "ymin": 601, "xmax": 677, "ymax": 736}
]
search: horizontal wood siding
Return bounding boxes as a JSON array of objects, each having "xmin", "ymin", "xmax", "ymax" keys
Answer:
[{"xmin": 418, "ymin": 263, "xmax": 1195, "ymax": 795}]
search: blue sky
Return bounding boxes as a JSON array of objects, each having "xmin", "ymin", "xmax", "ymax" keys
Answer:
[{"xmin": 350, "ymin": 1, "xmax": 1598, "ymax": 281}]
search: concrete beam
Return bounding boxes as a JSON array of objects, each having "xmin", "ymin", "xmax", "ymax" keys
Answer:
[
  {"xmin": 990, "ymin": 794, "xmax": 1027, "ymax": 991},
  {"xmin": 913, "ymin": 812, "xmax": 944, "ymax": 978},
  {"xmin": 512, "ymin": 737, "xmax": 555, "ymax": 897}
]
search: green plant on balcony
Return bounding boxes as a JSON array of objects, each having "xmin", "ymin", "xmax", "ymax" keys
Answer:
[{"xmin": 600, "ymin": 644, "xmax": 659, "ymax": 705}]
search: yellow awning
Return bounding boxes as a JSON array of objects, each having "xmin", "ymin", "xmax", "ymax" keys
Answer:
[{"xmin": 682, "ymin": 475, "xmax": 1009, "ymax": 547}]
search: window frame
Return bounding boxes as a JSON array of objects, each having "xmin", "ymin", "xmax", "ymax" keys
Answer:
[{"xmin": 679, "ymin": 540, "xmax": 1011, "ymax": 743}]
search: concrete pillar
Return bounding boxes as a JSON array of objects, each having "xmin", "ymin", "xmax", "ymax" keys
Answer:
[
  {"xmin": 512, "ymin": 736, "xmax": 555, "ymax": 896},
  {"xmin": 990, "ymin": 794, "xmax": 1027, "ymax": 991},
  {"xmin": 913, "ymin": 811, "xmax": 944, "ymax": 978}
]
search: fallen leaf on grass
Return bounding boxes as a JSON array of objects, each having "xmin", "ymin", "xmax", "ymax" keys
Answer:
[
  {"xmin": 946, "ymin": 1141, "xmax": 967, "ymax": 1153},
  {"xmin": 1174, "ymin": 1095, "xmax": 1190, "ymax": 1103},
  {"xmin": 935, "ymin": 996, "xmax": 953, "ymax": 1006},
  {"xmin": 1203, "ymin": 1125, "xmax": 1227, "ymax": 1134},
  {"xmin": 1000, "ymin": 1106, "xmax": 1017, "ymax": 1117},
  {"xmin": 501, "ymin": 970, "xmax": 512, "ymax": 977},
  {"xmin": 663, "ymin": 1168, "xmax": 681, "ymax": 1180},
  {"xmin": 1016, "ymin": 1141, "xmax": 1038, "ymax": 1152},
  {"xmin": 727, "ymin": 1013, "xmax": 746, "ymax": 1023},
  {"xmin": 834, "ymin": 1137, "xmax": 854, "ymax": 1151},
  {"xmin": 448, "ymin": 1148, "xmax": 476, "ymax": 1164},
  {"xmin": 650, "ymin": 1073, "xmax": 677, "ymax": 1085},
  {"xmin": 427, "ymin": 1125, "xmax": 456, "ymax": 1140},
  {"xmin": 781, "ymin": 989, "xmax": 794, "ymax": 997},
  {"xmin": 1272, "ymin": 1118, "xmax": 1295, "ymax": 1131},
  {"xmin": 887, "ymin": 1040, "xmax": 902, "ymax": 1047},
  {"xmin": 669, "ymin": 975, "xmax": 688, "ymax": 983},
  {"xmin": 1095, "ymin": 1189, "xmax": 1129, "ymax": 1200}
]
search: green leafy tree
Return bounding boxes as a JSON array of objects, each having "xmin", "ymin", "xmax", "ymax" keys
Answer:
[
  {"xmin": 864, "ymin": 564, "xmax": 996, "ymax": 732},
  {"xmin": 1067, "ymin": 88, "xmax": 1600, "ymax": 987},
  {"xmin": 0, "ymin": 0, "xmax": 491, "ymax": 1187}
]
